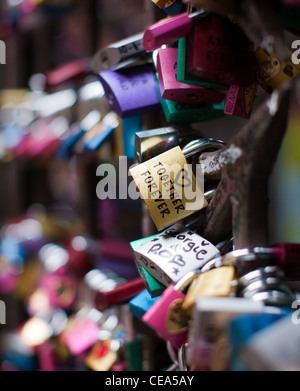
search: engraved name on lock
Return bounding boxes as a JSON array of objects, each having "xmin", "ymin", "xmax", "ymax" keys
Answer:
[{"xmin": 134, "ymin": 223, "xmax": 220, "ymax": 285}]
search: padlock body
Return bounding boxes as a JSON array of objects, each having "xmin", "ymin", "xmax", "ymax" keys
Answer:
[
  {"xmin": 130, "ymin": 148, "xmax": 208, "ymax": 232},
  {"xmin": 142, "ymin": 284, "xmax": 188, "ymax": 349},
  {"xmin": 134, "ymin": 223, "xmax": 220, "ymax": 285},
  {"xmin": 157, "ymin": 47, "xmax": 226, "ymax": 105},
  {"xmin": 187, "ymin": 16, "xmax": 257, "ymax": 87},
  {"xmin": 98, "ymin": 64, "xmax": 161, "ymax": 118},
  {"xmin": 177, "ymin": 37, "xmax": 228, "ymax": 90},
  {"xmin": 224, "ymin": 84, "xmax": 258, "ymax": 119},
  {"xmin": 255, "ymin": 48, "xmax": 299, "ymax": 93},
  {"xmin": 129, "ymin": 289, "xmax": 161, "ymax": 319}
]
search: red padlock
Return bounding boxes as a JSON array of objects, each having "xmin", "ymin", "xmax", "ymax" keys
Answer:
[{"xmin": 187, "ymin": 15, "xmax": 257, "ymax": 87}]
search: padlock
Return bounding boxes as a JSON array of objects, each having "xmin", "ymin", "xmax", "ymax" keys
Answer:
[
  {"xmin": 138, "ymin": 266, "xmax": 166, "ymax": 297},
  {"xmin": 143, "ymin": 9, "xmax": 209, "ymax": 53},
  {"xmin": 92, "ymin": 32, "xmax": 145, "ymax": 73},
  {"xmin": 162, "ymin": 0, "xmax": 184, "ymax": 15},
  {"xmin": 129, "ymin": 289, "xmax": 161, "ymax": 319},
  {"xmin": 224, "ymin": 83, "xmax": 258, "ymax": 120},
  {"xmin": 142, "ymin": 271, "xmax": 200, "ymax": 349},
  {"xmin": 158, "ymin": 90, "xmax": 226, "ymax": 123},
  {"xmin": 133, "ymin": 223, "xmax": 220, "ymax": 285},
  {"xmin": 38, "ymin": 272, "xmax": 78, "ymax": 313},
  {"xmin": 56, "ymin": 110, "xmax": 101, "ymax": 158},
  {"xmin": 94, "ymin": 277, "xmax": 146, "ymax": 312},
  {"xmin": 177, "ymin": 37, "xmax": 229, "ymax": 90},
  {"xmin": 129, "ymin": 146, "xmax": 208, "ymax": 231},
  {"xmin": 83, "ymin": 112, "xmax": 119, "ymax": 152},
  {"xmin": 182, "ymin": 266, "xmax": 236, "ymax": 316},
  {"xmin": 98, "ymin": 64, "xmax": 161, "ymax": 118},
  {"xmin": 187, "ymin": 15, "xmax": 257, "ymax": 87},
  {"xmin": 237, "ymin": 265, "xmax": 295, "ymax": 306},
  {"xmin": 44, "ymin": 59, "xmax": 91, "ymax": 92},
  {"xmin": 186, "ymin": 296, "xmax": 272, "ymax": 370},
  {"xmin": 85, "ymin": 340, "xmax": 118, "ymax": 371},
  {"xmin": 130, "ymin": 137, "xmax": 225, "ymax": 232},
  {"xmin": 134, "ymin": 127, "xmax": 179, "ymax": 164},
  {"xmin": 59, "ymin": 315, "xmax": 100, "ymax": 356},
  {"xmin": 152, "ymin": 0, "xmax": 170, "ymax": 7},
  {"xmin": 122, "ymin": 115, "xmax": 143, "ymax": 160},
  {"xmin": 255, "ymin": 47, "xmax": 299, "ymax": 93},
  {"xmin": 228, "ymin": 311, "xmax": 290, "ymax": 371},
  {"xmin": 157, "ymin": 47, "xmax": 227, "ymax": 105},
  {"xmin": 130, "ymin": 234, "xmax": 166, "ymax": 297}
]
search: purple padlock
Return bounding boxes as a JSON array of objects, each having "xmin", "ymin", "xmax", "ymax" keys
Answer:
[
  {"xmin": 157, "ymin": 47, "xmax": 226, "ymax": 105},
  {"xmin": 98, "ymin": 64, "xmax": 161, "ymax": 118}
]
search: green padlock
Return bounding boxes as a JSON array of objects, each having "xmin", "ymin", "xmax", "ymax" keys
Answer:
[
  {"xmin": 130, "ymin": 236, "xmax": 166, "ymax": 298},
  {"xmin": 176, "ymin": 37, "xmax": 229, "ymax": 90},
  {"xmin": 156, "ymin": 75, "xmax": 226, "ymax": 123}
]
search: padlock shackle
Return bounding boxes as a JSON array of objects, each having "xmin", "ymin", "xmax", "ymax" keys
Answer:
[
  {"xmin": 182, "ymin": 138, "xmax": 226, "ymax": 159},
  {"xmin": 174, "ymin": 269, "xmax": 202, "ymax": 291}
]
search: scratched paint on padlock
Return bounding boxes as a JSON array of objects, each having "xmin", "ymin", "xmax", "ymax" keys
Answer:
[
  {"xmin": 134, "ymin": 223, "xmax": 220, "ymax": 285},
  {"xmin": 130, "ymin": 146, "xmax": 207, "ymax": 231},
  {"xmin": 256, "ymin": 48, "xmax": 299, "ymax": 93}
]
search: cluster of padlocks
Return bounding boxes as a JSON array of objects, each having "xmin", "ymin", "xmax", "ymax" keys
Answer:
[{"xmin": 1, "ymin": 0, "xmax": 300, "ymax": 372}]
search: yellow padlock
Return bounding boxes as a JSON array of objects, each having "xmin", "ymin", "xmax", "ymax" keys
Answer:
[
  {"xmin": 255, "ymin": 48, "xmax": 299, "ymax": 93},
  {"xmin": 182, "ymin": 266, "xmax": 236, "ymax": 316},
  {"xmin": 152, "ymin": 0, "xmax": 170, "ymax": 7}
]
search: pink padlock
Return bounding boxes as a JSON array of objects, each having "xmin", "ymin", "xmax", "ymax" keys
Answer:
[
  {"xmin": 60, "ymin": 317, "xmax": 99, "ymax": 356},
  {"xmin": 157, "ymin": 47, "xmax": 226, "ymax": 105},
  {"xmin": 142, "ymin": 271, "xmax": 200, "ymax": 349},
  {"xmin": 39, "ymin": 273, "xmax": 78, "ymax": 312},
  {"xmin": 224, "ymin": 83, "xmax": 258, "ymax": 120}
]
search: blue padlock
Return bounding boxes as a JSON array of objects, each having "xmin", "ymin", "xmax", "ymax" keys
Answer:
[
  {"xmin": 84, "ymin": 112, "xmax": 119, "ymax": 152},
  {"xmin": 122, "ymin": 115, "xmax": 143, "ymax": 160},
  {"xmin": 129, "ymin": 289, "xmax": 161, "ymax": 320}
]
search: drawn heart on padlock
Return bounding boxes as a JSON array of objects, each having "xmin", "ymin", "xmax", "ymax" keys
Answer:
[{"xmin": 166, "ymin": 298, "xmax": 191, "ymax": 334}]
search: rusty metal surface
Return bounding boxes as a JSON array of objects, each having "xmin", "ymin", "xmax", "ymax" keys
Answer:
[{"xmin": 197, "ymin": 81, "xmax": 293, "ymax": 249}]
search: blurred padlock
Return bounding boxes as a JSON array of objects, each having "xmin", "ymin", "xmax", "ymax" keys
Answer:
[
  {"xmin": 92, "ymin": 32, "xmax": 145, "ymax": 72},
  {"xmin": 98, "ymin": 64, "xmax": 161, "ymax": 118},
  {"xmin": 186, "ymin": 297, "xmax": 269, "ymax": 370},
  {"xmin": 56, "ymin": 110, "xmax": 101, "ymax": 158},
  {"xmin": 59, "ymin": 315, "xmax": 100, "ymax": 356},
  {"xmin": 255, "ymin": 47, "xmax": 299, "ymax": 93},
  {"xmin": 38, "ymin": 272, "xmax": 78, "ymax": 312},
  {"xmin": 182, "ymin": 266, "xmax": 236, "ymax": 316},
  {"xmin": 85, "ymin": 339, "xmax": 118, "ymax": 371},
  {"xmin": 83, "ymin": 112, "xmax": 119, "ymax": 152},
  {"xmin": 133, "ymin": 223, "xmax": 220, "ymax": 285},
  {"xmin": 187, "ymin": 15, "xmax": 257, "ymax": 87},
  {"xmin": 142, "ymin": 271, "xmax": 200, "ymax": 349},
  {"xmin": 157, "ymin": 47, "xmax": 226, "ymax": 105},
  {"xmin": 224, "ymin": 83, "xmax": 258, "ymax": 120},
  {"xmin": 122, "ymin": 115, "xmax": 143, "ymax": 160}
]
